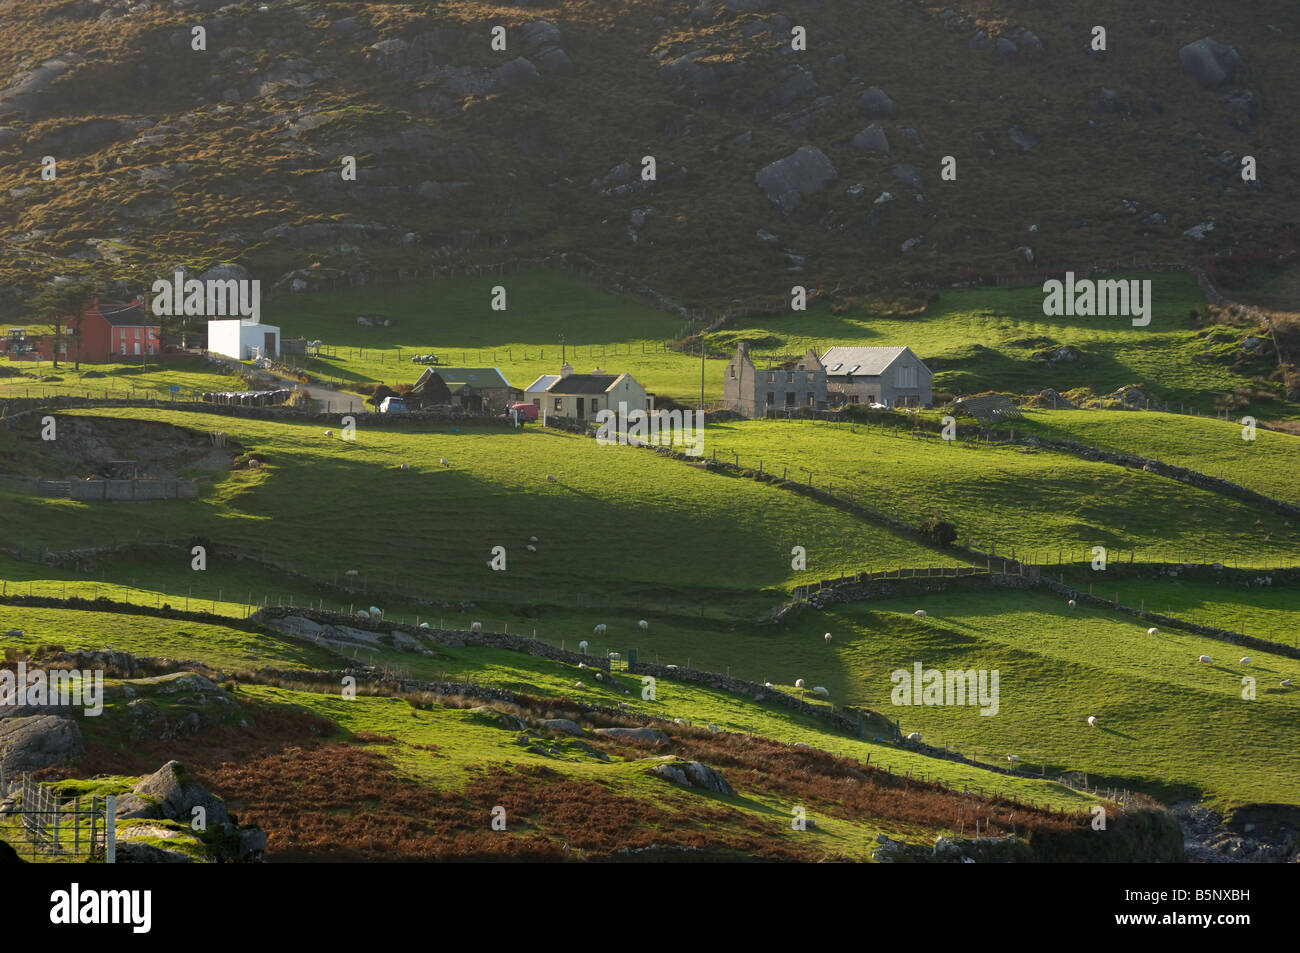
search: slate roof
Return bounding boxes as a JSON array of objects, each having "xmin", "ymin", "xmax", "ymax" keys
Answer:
[
  {"xmin": 818, "ymin": 346, "xmax": 911, "ymax": 377},
  {"xmin": 430, "ymin": 367, "xmax": 511, "ymax": 390},
  {"xmin": 98, "ymin": 303, "xmax": 157, "ymax": 327},
  {"xmin": 546, "ymin": 373, "xmax": 620, "ymax": 395},
  {"xmin": 525, "ymin": 374, "xmax": 560, "ymax": 394}
]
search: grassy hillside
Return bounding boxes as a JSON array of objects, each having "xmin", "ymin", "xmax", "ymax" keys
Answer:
[{"xmin": 0, "ymin": 1, "xmax": 1296, "ymax": 311}]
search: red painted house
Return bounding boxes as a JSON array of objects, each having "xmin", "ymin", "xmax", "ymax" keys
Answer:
[{"xmin": 69, "ymin": 297, "xmax": 160, "ymax": 363}]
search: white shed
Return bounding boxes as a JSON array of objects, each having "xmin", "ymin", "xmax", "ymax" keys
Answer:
[{"xmin": 208, "ymin": 319, "xmax": 280, "ymax": 360}]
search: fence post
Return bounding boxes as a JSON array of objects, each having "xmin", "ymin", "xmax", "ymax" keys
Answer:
[{"xmin": 105, "ymin": 795, "xmax": 116, "ymax": 863}]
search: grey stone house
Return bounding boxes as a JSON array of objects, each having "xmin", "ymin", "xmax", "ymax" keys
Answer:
[
  {"xmin": 723, "ymin": 342, "xmax": 827, "ymax": 417},
  {"xmin": 820, "ymin": 346, "xmax": 933, "ymax": 408}
]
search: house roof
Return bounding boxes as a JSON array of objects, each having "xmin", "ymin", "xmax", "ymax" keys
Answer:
[
  {"xmin": 525, "ymin": 374, "xmax": 560, "ymax": 394},
  {"xmin": 546, "ymin": 373, "xmax": 621, "ymax": 395},
  {"xmin": 430, "ymin": 367, "xmax": 511, "ymax": 390},
  {"xmin": 819, "ymin": 346, "xmax": 915, "ymax": 377},
  {"xmin": 98, "ymin": 303, "xmax": 157, "ymax": 328}
]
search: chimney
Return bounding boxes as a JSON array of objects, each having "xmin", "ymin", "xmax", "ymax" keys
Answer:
[{"xmin": 560, "ymin": 362, "xmax": 573, "ymax": 378}]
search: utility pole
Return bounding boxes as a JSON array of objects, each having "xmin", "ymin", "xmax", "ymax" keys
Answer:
[
  {"xmin": 700, "ymin": 337, "xmax": 705, "ymax": 412},
  {"xmin": 559, "ymin": 332, "xmax": 566, "ymax": 366}
]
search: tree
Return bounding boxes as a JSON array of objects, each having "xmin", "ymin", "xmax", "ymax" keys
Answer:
[{"xmin": 29, "ymin": 279, "xmax": 100, "ymax": 370}]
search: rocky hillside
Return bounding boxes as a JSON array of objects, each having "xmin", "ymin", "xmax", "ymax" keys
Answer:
[{"xmin": 0, "ymin": 0, "xmax": 1296, "ymax": 315}]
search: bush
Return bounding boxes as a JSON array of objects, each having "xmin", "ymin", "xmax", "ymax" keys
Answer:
[{"xmin": 920, "ymin": 517, "xmax": 958, "ymax": 546}]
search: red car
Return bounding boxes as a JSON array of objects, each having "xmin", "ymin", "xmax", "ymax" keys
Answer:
[{"xmin": 508, "ymin": 402, "xmax": 539, "ymax": 421}]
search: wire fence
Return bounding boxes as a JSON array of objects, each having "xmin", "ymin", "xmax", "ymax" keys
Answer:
[{"xmin": 0, "ymin": 771, "xmax": 107, "ymax": 862}]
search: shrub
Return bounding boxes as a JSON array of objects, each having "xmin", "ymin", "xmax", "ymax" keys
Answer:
[{"xmin": 920, "ymin": 517, "xmax": 958, "ymax": 546}]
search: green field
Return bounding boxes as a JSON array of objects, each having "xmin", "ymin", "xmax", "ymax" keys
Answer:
[
  {"xmin": 1020, "ymin": 409, "xmax": 1300, "ymax": 503},
  {"xmin": 0, "ymin": 358, "xmax": 241, "ymax": 401},
  {"xmin": 702, "ymin": 418, "xmax": 1300, "ymax": 566}
]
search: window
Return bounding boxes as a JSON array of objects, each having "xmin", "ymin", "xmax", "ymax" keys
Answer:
[
  {"xmin": 868, "ymin": 394, "xmax": 876, "ymax": 404},
  {"xmin": 591, "ymin": 399, "xmax": 599, "ymax": 412},
  {"xmin": 785, "ymin": 392, "xmax": 795, "ymax": 407},
  {"xmin": 806, "ymin": 392, "xmax": 814, "ymax": 407},
  {"xmin": 554, "ymin": 398, "xmax": 563, "ymax": 412},
  {"xmin": 828, "ymin": 363, "xmax": 842, "ymax": 372},
  {"xmin": 767, "ymin": 372, "xmax": 775, "ymax": 383},
  {"xmin": 120, "ymin": 342, "xmax": 127, "ymax": 355},
  {"xmin": 807, "ymin": 372, "xmax": 815, "ymax": 383},
  {"xmin": 848, "ymin": 394, "xmax": 859, "ymax": 404},
  {"xmin": 765, "ymin": 392, "xmax": 775, "ymax": 406},
  {"xmin": 897, "ymin": 365, "xmax": 917, "ymax": 388},
  {"xmin": 848, "ymin": 364, "xmax": 861, "ymax": 375},
  {"xmin": 786, "ymin": 371, "xmax": 794, "ymax": 383}
]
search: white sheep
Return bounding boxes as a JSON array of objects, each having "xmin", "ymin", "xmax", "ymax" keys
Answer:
[
  {"xmin": 812, "ymin": 686, "xmax": 829, "ymax": 697},
  {"xmin": 1282, "ymin": 679, "xmax": 1293, "ymax": 688},
  {"xmin": 419, "ymin": 622, "xmax": 429, "ymax": 629},
  {"xmin": 324, "ymin": 430, "xmax": 333, "ymax": 437},
  {"xmin": 1087, "ymin": 715, "xmax": 1097, "ymax": 727},
  {"xmin": 595, "ymin": 672, "xmax": 605, "ymax": 681},
  {"xmin": 666, "ymin": 664, "xmax": 678, "ymax": 670},
  {"xmin": 1067, "ymin": 599, "xmax": 1076, "ymax": 609},
  {"xmin": 638, "ymin": 619, "xmax": 649, "ymax": 631},
  {"xmin": 824, "ymin": 632, "xmax": 832, "ymax": 642},
  {"xmin": 1198, "ymin": 655, "xmax": 1212, "ymax": 664},
  {"xmin": 546, "ymin": 474, "xmax": 556, "ymax": 482},
  {"xmin": 914, "ymin": 609, "xmax": 927, "ymax": 618},
  {"xmin": 578, "ymin": 662, "xmax": 588, "ymax": 669},
  {"xmin": 593, "ymin": 624, "xmax": 607, "ymax": 636},
  {"xmin": 345, "ymin": 569, "xmax": 359, "ymax": 577},
  {"xmin": 764, "ymin": 682, "xmax": 774, "ymax": 689},
  {"xmin": 608, "ymin": 652, "xmax": 620, "ymax": 660},
  {"xmin": 1239, "ymin": 657, "xmax": 1251, "ymax": 666},
  {"xmin": 439, "ymin": 457, "xmax": 450, "ymax": 467},
  {"xmin": 575, "ymin": 681, "xmax": 585, "ymax": 688},
  {"xmin": 526, "ymin": 544, "xmax": 537, "ymax": 553},
  {"xmin": 369, "ymin": 606, "xmax": 382, "ymax": 618},
  {"xmin": 400, "ymin": 462, "xmax": 410, "ymax": 471},
  {"xmin": 1007, "ymin": 754, "xmax": 1021, "ymax": 763},
  {"xmin": 1147, "ymin": 627, "xmax": 1159, "ymax": 636},
  {"xmin": 578, "ymin": 640, "xmax": 588, "ymax": 652},
  {"xmin": 356, "ymin": 609, "xmax": 370, "ymax": 620},
  {"xmin": 794, "ymin": 678, "xmax": 805, "ymax": 689},
  {"xmin": 906, "ymin": 731, "xmax": 922, "ymax": 741},
  {"xmin": 470, "ymin": 621, "xmax": 482, "ymax": 633},
  {"xmin": 528, "ymin": 536, "xmax": 538, "ymax": 543}
]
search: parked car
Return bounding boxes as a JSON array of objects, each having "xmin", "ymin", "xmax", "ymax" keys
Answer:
[{"xmin": 379, "ymin": 396, "xmax": 408, "ymax": 413}]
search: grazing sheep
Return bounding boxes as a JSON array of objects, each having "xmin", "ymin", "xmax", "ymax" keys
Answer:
[
  {"xmin": 470, "ymin": 621, "xmax": 482, "ymax": 633},
  {"xmin": 439, "ymin": 457, "xmax": 450, "ymax": 467},
  {"xmin": 575, "ymin": 681, "xmax": 585, "ymax": 688},
  {"xmin": 1007, "ymin": 754, "xmax": 1021, "ymax": 763},
  {"xmin": 1282, "ymin": 679, "xmax": 1293, "ymax": 688},
  {"xmin": 812, "ymin": 686, "xmax": 829, "ymax": 697},
  {"xmin": 1239, "ymin": 657, "xmax": 1251, "ymax": 666},
  {"xmin": 345, "ymin": 569, "xmax": 359, "ymax": 577},
  {"xmin": 546, "ymin": 474, "xmax": 556, "ymax": 482},
  {"xmin": 369, "ymin": 606, "xmax": 382, "ymax": 618},
  {"xmin": 1147, "ymin": 627, "xmax": 1159, "ymax": 636},
  {"xmin": 578, "ymin": 662, "xmax": 588, "ymax": 669},
  {"xmin": 595, "ymin": 672, "xmax": 605, "ymax": 681},
  {"xmin": 400, "ymin": 462, "xmax": 410, "ymax": 471},
  {"xmin": 666, "ymin": 664, "xmax": 678, "ymax": 669},
  {"xmin": 1067, "ymin": 599, "xmax": 1076, "ymax": 609},
  {"xmin": 1198, "ymin": 655, "xmax": 1212, "ymax": 664},
  {"xmin": 419, "ymin": 622, "xmax": 429, "ymax": 629},
  {"xmin": 764, "ymin": 682, "xmax": 774, "ymax": 689},
  {"xmin": 578, "ymin": 640, "xmax": 588, "ymax": 652},
  {"xmin": 324, "ymin": 430, "xmax": 333, "ymax": 437},
  {"xmin": 639, "ymin": 619, "xmax": 649, "ymax": 631},
  {"xmin": 914, "ymin": 609, "xmax": 927, "ymax": 618},
  {"xmin": 794, "ymin": 678, "xmax": 805, "ymax": 689},
  {"xmin": 528, "ymin": 536, "xmax": 538, "ymax": 543},
  {"xmin": 824, "ymin": 632, "xmax": 832, "ymax": 642},
  {"xmin": 1087, "ymin": 715, "xmax": 1097, "ymax": 727},
  {"xmin": 906, "ymin": 731, "xmax": 922, "ymax": 741},
  {"xmin": 526, "ymin": 544, "xmax": 537, "ymax": 553},
  {"xmin": 356, "ymin": 610, "xmax": 370, "ymax": 620},
  {"xmin": 593, "ymin": 624, "xmax": 607, "ymax": 635}
]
